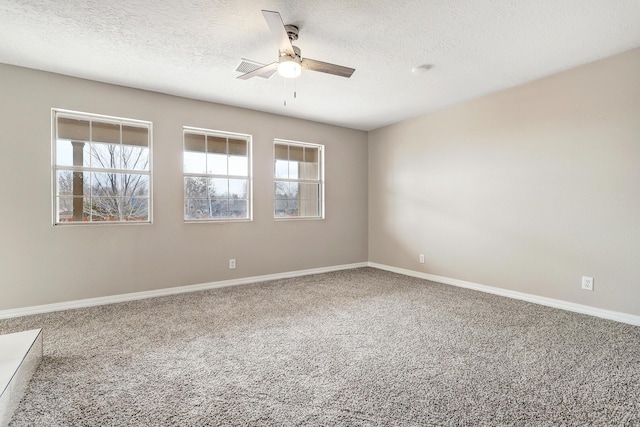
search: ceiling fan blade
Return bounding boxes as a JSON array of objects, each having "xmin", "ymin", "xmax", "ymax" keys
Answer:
[
  {"xmin": 262, "ymin": 10, "xmax": 294, "ymax": 55},
  {"xmin": 237, "ymin": 62, "xmax": 278, "ymax": 80},
  {"xmin": 301, "ymin": 58, "xmax": 355, "ymax": 78}
]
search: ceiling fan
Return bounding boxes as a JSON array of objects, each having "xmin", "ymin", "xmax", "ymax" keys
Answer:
[{"xmin": 237, "ymin": 10, "xmax": 355, "ymax": 80}]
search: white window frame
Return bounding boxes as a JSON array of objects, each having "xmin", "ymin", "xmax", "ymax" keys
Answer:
[
  {"xmin": 273, "ymin": 139, "xmax": 325, "ymax": 220},
  {"xmin": 51, "ymin": 108, "xmax": 153, "ymax": 225},
  {"xmin": 183, "ymin": 127, "xmax": 253, "ymax": 222}
]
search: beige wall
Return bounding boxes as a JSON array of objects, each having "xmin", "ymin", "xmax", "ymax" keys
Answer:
[
  {"xmin": 369, "ymin": 48, "xmax": 640, "ymax": 316},
  {"xmin": 2, "ymin": 48, "xmax": 639, "ymax": 317},
  {"xmin": 0, "ymin": 64, "xmax": 368, "ymax": 310}
]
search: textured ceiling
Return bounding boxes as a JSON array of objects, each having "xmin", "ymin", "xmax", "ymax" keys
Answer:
[{"xmin": 1, "ymin": 0, "xmax": 639, "ymax": 130}]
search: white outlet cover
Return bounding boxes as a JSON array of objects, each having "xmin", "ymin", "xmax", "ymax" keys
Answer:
[{"xmin": 581, "ymin": 276, "xmax": 594, "ymax": 291}]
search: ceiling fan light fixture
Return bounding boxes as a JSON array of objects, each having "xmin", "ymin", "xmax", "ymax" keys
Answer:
[{"xmin": 278, "ymin": 55, "xmax": 302, "ymax": 78}]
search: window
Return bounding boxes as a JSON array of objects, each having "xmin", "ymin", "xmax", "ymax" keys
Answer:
[
  {"xmin": 52, "ymin": 109, "xmax": 152, "ymax": 224},
  {"xmin": 274, "ymin": 140, "xmax": 324, "ymax": 219},
  {"xmin": 183, "ymin": 128, "xmax": 252, "ymax": 221}
]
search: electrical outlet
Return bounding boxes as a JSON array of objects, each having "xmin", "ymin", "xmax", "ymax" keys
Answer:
[
  {"xmin": 581, "ymin": 276, "xmax": 593, "ymax": 291},
  {"xmin": 229, "ymin": 259, "xmax": 236, "ymax": 270},
  {"xmin": 419, "ymin": 254, "xmax": 425, "ymax": 264}
]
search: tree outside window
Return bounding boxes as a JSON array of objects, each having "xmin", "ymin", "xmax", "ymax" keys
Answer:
[
  {"xmin": 183, "ymin": 128, "xmax": 251, "ymax": 221},
  {"xmin": 53, "ymin": 110, "xmax": 152, "ymax": 224}
]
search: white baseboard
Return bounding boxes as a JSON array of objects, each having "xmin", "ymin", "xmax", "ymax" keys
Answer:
[
  {"xmin": 3, "ymin": 261, "xmax": 638, "ymax": 327},
  {"xmin": 368, "ymin": 262, "xmax": 640, "ymax": 327},
  {"xmin": 0, "ymin": 262, "xmax": 368, "ymax": 320}
]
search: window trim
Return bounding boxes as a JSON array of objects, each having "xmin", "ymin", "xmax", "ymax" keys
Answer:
[
  {"xmin": 183, "ymin": 126, "xmax": 253, "ymax": 223},
  {"xmin": 51, "ymin": 108, "xmax": 153, "ymax": 226},
  {"xmin": 273, "ymin": 138, "xmax": 325, "ymax": 221}
]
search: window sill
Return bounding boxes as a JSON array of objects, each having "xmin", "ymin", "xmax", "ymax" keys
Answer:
[
  {"xmin": 54, "ymin": 221, "xmax": 152, "ymax": 227},
  {"xmin": 184, "ymin": 218, "xmax": 253, "ymax": 224},
  {"xmin": 274, "ymin": 216, "xmax": 324, "ymax": 222}
]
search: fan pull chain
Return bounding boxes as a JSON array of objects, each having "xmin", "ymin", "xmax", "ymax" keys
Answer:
[
  {"xmin": 283, "ymin": 77, "xmax": 287, "ymax": 106},
  {"xmin": 282, "ymin": 78, "xmax": 299, "ymax": 107}
]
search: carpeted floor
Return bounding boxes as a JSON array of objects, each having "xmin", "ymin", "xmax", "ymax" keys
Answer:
[{"xmin": 1, "ymin": 267, "xmax": 639, "ymax": 426}]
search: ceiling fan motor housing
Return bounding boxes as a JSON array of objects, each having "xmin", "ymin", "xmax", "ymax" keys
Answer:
[
  {"xmin": 284, "ymin": 25, "xmax": 299, "ymax": 41},
  {"xmin": 280, "ymin": 46, "xmax": 302, "ymax": 62}
]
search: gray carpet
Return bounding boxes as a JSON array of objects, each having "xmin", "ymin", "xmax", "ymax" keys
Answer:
[{"xmin": 1, "ymin": 267, "xmax": 639, "ymax": 426}]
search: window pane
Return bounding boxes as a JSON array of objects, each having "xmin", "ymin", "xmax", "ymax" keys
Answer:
[
  {"xmin": 208, "ymin": 136, "xmax": 227, "ymax": 154},
  {"xmin": 56, "ymin": 140, "xmax": 74, "ymax": 167},
  {"xmin": 122, "ymin": 125, "xmax": 148, "ymax": 147},
  {"xmin": 228, "ymin": 155, "xmax": 247, "ymax": 176},
  {"xmin": 275, "ymin": 199, "xmax": 286, "ymax": 216},
  {"xmin": 185, "ymin": 176, "xmax": 207, "ymax": 198},
  {"xmin": 304, "ymin": 147, "xmax": 318, "ymax": 163},
  {"xmin": 289, "ymin": 182, "xmax": 299, "ymax": 199},
  {"xmin": 209, "ymin": 178, "xmax": 229, "ymax": 198},
  {"xmin": 80, "ymin": 197, "xmax": 92, "ymax": 221},
  {"xmin": 185, "ymin": 199, "xmax": 209, "ymax": 220},
  {"xmin": 122, "ymin": 174, "xmax": 149, "ymax": 197},
  {"xmin": 288, "ymin": 200, "xmax": 299, "ymax": 216},
  {"xmin": 90, "ymin": 143, "xmax": 119, "ymax": 170},
  {"xmin": 229, "ymin": 199, "xmax": 248, "ymax": 218},
  {"xmin": 289, "ymin": 161, "xmax": 299, "ymax": 179},
  {"xmin": 184, "ymin": 133, "xmax": 206, "ymax": 152},
  {"xmin": 91, "ymin": 173, "xmax": 119, "ymax": 197},
  {"xmin": 92, "ymin": 121, "xmax": 120, "ymax": 144},
  {"xmin": 210, "ymin": 199, "xmax": 228, "ymax": 218},
  {"xmin": 184, "ymin": 151, "xmax": 206, "ymax": 174},
  {"xmin": 228, "ymin": 138, "xmax": 246, "ymax": 156},
  {"xmin": 207, "ymin": 153, "xmax": 227, "ymax": 175},
  {"xmin": 299, "ymin": 199, "xmax": 320, "ymax": 217},
  {"xmin": 275, "ymin": 199, "xmax": 298, "ymax": 217},
  {"xmin": 299, "ymin": 162, "xmax": 319, "ymax": 180},
  {"xmin": 57, "ymin": 172, "xmax": 88, "ymax": 221},
  {"xmin": 229, "ymin": 179, "xmax": 247, "ymax": 198},
  {"xmin": 91, "ymin": 196, "xmax": 120, "ymax": 221},
  {"xmin": 289, "ymin": 145, "xmax": 303, "ymax": 161},
  {"xmin": 123, "ymin": 197, "xmax": 148, "ymax": 221},
  {"xmin": 274, "ymin": 143, "xmax": 288, "ymax": 160},
  {"xmin": 56, "ymin": 170, "xmax": 75, "ymax": 196},
  {"xmin": 56, "ymin": 196, "xmax": 74, "ymax": 222},
  {"xmin": 82, "ymin": 141, "xmax": 92, "ymax": 167},
  {"xmin": 275, "ymin": 181, "xmax": 289, "ymax": 199},
  {"xmin": 113, "ymin": 144, "xmax": 124, "ymax": 171},
  {"xmin": 121, "ymin": 145, "xmax": 149, "ymax": 171},
  {"xmin": 299, "ymin": 183, "xmax": 319, "ymax": 200},
  {"xmin": 57, "ymin": 117, "xmax": 90, "ymax": 141},
  {"xmin": 274, "ymin": 160, "xmax": 288, "ymax": 178}
]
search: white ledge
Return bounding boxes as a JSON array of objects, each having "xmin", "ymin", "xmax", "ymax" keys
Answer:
[{"xmin": 0, "ymin": 329, "xmax": 43, "ymax": 427}]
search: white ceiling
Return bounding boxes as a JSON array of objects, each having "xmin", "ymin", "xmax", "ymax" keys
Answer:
[{"xmin": 1, "ymin": 1, "xmax": 639, "ymax": 131}]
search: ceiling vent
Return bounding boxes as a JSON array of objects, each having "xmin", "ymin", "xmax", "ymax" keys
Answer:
[{"xmin": 235, "ymin": 59, "xmax": 276, "ymax": 79}]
